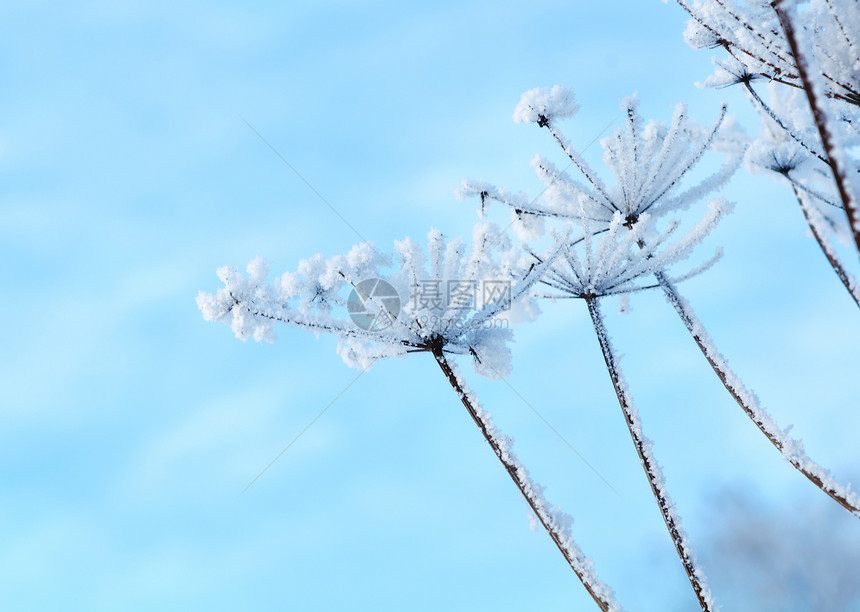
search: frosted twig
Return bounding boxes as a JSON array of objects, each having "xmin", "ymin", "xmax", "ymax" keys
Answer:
[
  {"xmin": 432, "ymin": 349, "xmax": 621, "ymax": 612},
  {"xmin": 742, "ymin": 80, "xmax": 830, "ymax": 166},
  {"xmin": 200, "ymin": 222, "xmax": 624, "ymax": 603},
  {"xmin": 654, "ymin": 271, "xmax": 860, "ymax": 517},
  {"xmin": 772, "ymin": 1, "xmax": 860, "ymax": 258},
  {"xmin": 787, "ymin": 183, "xmax": 860, "ymax": 308},
  {"xmin": 584, "ymin": 297, "xmax": 715, "ymax": 611}
]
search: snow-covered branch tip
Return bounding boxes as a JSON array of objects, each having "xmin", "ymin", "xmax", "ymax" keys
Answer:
[{"xmin": 513, "ymin": 85, "xmax": 580, "ymax": 127}]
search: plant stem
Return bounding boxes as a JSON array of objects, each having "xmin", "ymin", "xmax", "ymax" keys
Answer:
[
  {"xmin": 584, "ymin": 297, "xmax": 714, "ymax": 611},
  {"xmin": 788, "ymin": 184, "xmax": 860, "ymax": 309},
  {"xmin": 772, "ymin": 0, "xmax": 860, "ymax": 260},
  {"xmin": 741, "ymin": 80, "xmax": 829, "ymax": 166},
  {"xmin": 654, "ymin": 270, "xmax": 860, "ymax": 517},
  {"xmin": 431, "ymin": 348, "xmax": 620, "ymax": 612}
]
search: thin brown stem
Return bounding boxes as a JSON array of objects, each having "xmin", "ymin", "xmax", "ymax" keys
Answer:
[
  {"xmin": 673, "ymin": 0, "xmax": 860, "ymax": 106},
  {"xmin": 713, "ymin": 0, "xmax": 796, "ymax": 71},
  {"xmin": 431, "ymin": 348, "xmax": 619, "ymax": 612},
  {"xmin": 742, "ymin": 81, "xmax": 830, "ymax": 166},
  {"xmin": 654, "ymin": 271, "xmax": 860, "ymax": 517},
  {"xmin": 584, "ymin": 297, "xmax": 714, "ymax": 611},
  {"xmin": 772, "ymin": 0, "xmax": 860, "ymax": 259},
  {"xmin": 788, "ymin": 183, "xmax": 860, "ymax": 309},
  {"xmin": 674, "ymin": 0, "xmax": 796, "ymax": 81},
  {"xmin": 824, "ymin": 0, "xmax": 857, "ymax": 61}
]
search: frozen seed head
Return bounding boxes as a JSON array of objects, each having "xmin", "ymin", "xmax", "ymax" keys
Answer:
[
  {"xmin": 198, "ymin": 222, "xmax": 556, "ymax": 379},
  {"xmin": 513, "ymin": 85, "xmax": 580, "ymax": 126}
]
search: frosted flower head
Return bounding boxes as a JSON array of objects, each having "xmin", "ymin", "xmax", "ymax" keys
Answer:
[
  {"xmin": 679, "ymin": 0, "xmax": 860, "ymax": 107},
  {"xmin": 198, "ymin": 223, "xmax": 554, "ymax": 379},
  {"xmin": 466, "ymin": 91, "xmax": 742, "ymax": 245},
  {"xmin": 698, "ymin": 57, "xmax": 763, "ymax": 90},
  {"xmin": 682, "ymin": 16, "xmax": 722, "ymax": 50},
  {"xmin": 746, "ymin": 138, "xmax": 806, "ymax": 176},
  {"xmin": 535, "ymin": 199, "xmax": 732, "ymax": 300},
  {"xmin": 591, "ymin": 97, "xmax": 742, "ymax": 226},
  {"xmin": 513, "ymin": 86, "xmax": 580, "ymax": 126}
]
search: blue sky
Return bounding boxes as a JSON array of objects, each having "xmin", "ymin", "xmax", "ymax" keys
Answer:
[{"xmin": 2, "ymin": 1, "xmax": 859, "ymax": 610}]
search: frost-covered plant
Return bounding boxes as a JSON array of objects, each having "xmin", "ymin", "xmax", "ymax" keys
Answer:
[
  {"xmin": 463, "ymin": 88, "xmax": 739, "ymax": 610},
  {"xmin": 674, "ymin": 0, "xmax": 860, "ymax": 275},
  {"xmin": 199, "ymin": 20, "xmax": 860, "ymax": 601},
  {"xmin": 678, "ymin": 0, "xmax": 860, "ymax": 106},
  {"xmin": 531, "ymin": 208, "xmax": 729, "ymax": 611},
  {"xmin": 198, "ymin": 223, "xmax": 532, "ymax": 376},
  {"xmin": 745, "ymin": 83, "xmax": 860, "ymax": 306},
  {"xmin": 457, "ymin": 85, "xmax": 860, "ymax": 609},
  {"xmin": 198, "ymin": 224, "xmax": 621, "ymax": 612},
  {"xmin": 460, "ymin": 93, "xmax": 744, "ymax": 255},
  {"xmin": 662, "ymin": 0, "xmax": 860, "ymax": 516},
  {"xmin": 464, "ymin": 86, "xmax": 860, "ymax": 523}
]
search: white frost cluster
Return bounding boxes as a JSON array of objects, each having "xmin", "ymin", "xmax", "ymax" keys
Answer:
[
  {"xmin": 198, "ymin": 222, "xmax": 554, "ymax": 379},
  {"xmin": 461, "ymin": 89, "xmax": 739, "ymax": 309},
  {"xmin": 464, "ymin": 91, "xmax": 743, "ymax": 247},
  {"xmin": 678, "ymin": 0, "xmax": 860, "ymax": 243},
  {"xmin": 679, "ymin": 0, "xmax": 860, "ymax": 98},
  {"xmin": 513, "ymin": 85, "xmax": 580, "ymax": 125},
  {"xmin": 536, "ymin": 201, "xmax": 731, "ymax": 300}
]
